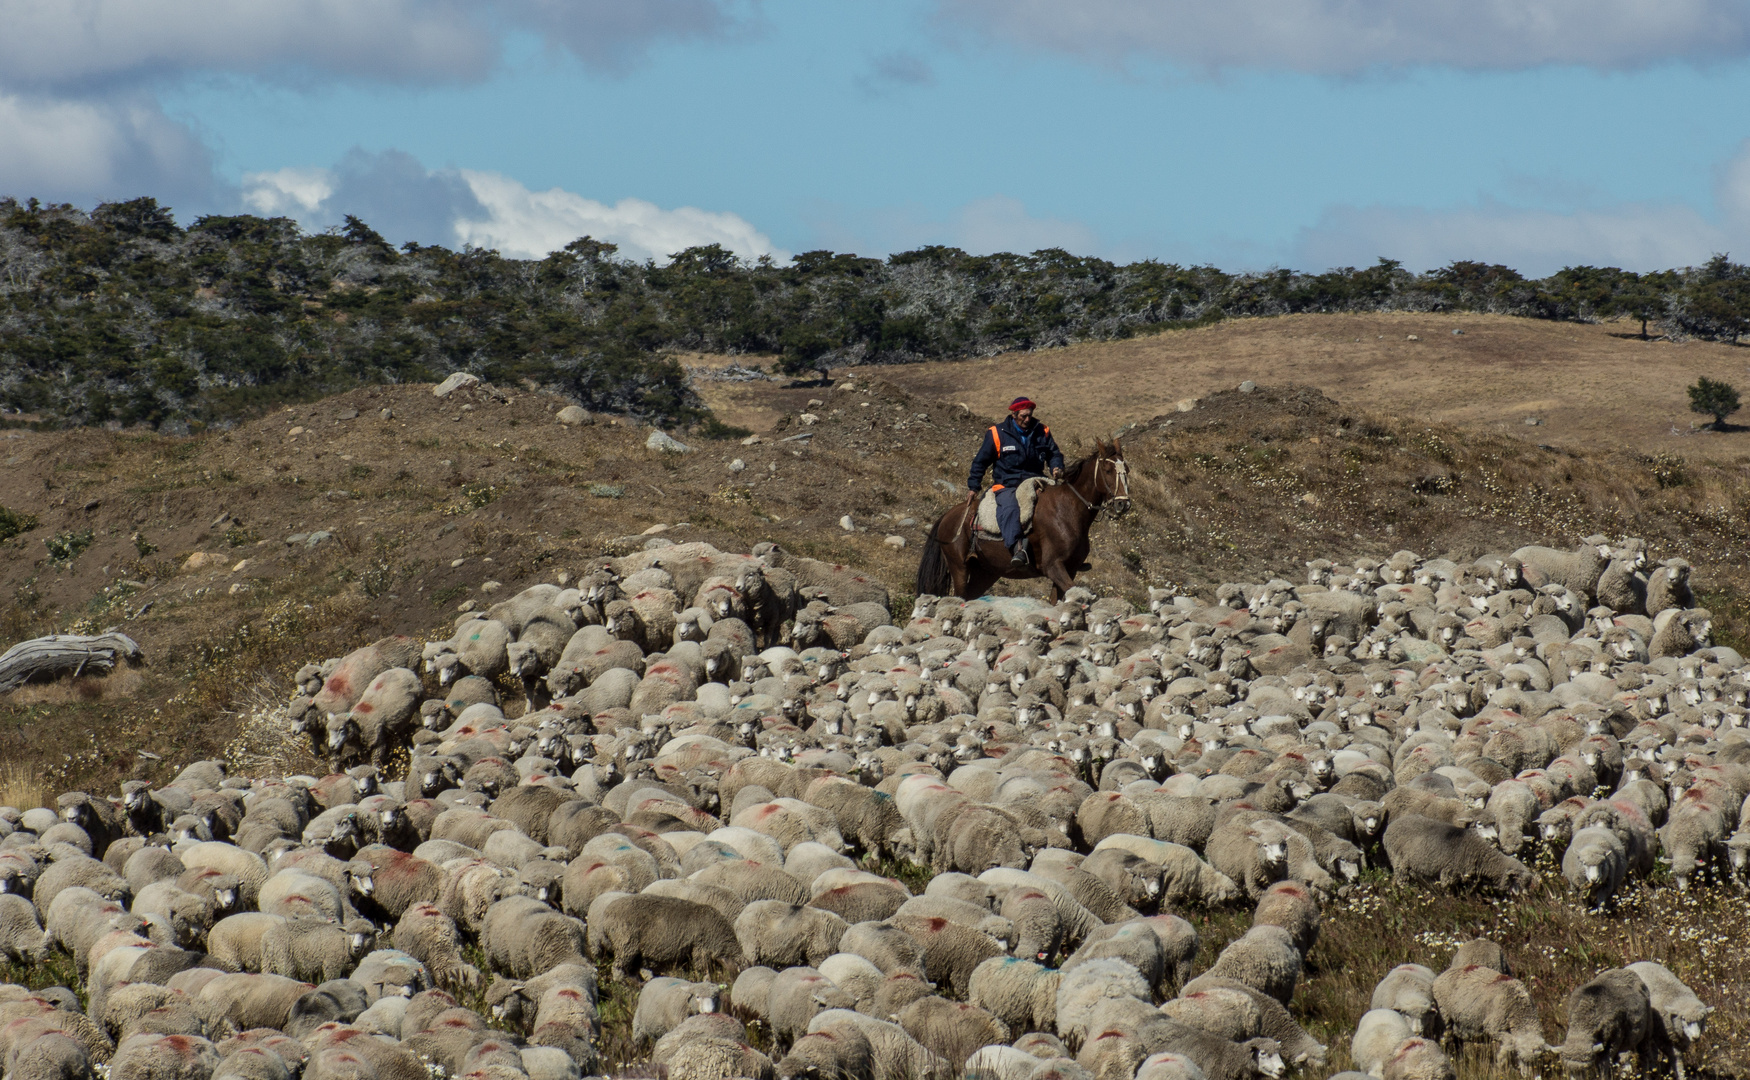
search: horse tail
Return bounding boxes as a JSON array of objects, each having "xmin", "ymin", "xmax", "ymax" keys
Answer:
[{"xmin": 915, "ymin": 510, "xmax": 953, "ymax": 598}]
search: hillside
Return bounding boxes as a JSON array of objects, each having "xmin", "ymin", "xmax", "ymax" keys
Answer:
[
  {"xmin": 4, "ymin": 330, "xmax": 1750, "ymax": 801},
  {"xmin": 699, "ymin": 311, "xmax": 1750, "ymax": 460}
]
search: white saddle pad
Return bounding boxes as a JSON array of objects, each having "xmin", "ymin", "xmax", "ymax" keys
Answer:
[{"xmin": 975, "ymin": 476, "xmax": 1055, "ymax": 537}]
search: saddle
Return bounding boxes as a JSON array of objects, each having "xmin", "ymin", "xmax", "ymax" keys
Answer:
[{"xmin": 973, "ymin": 476, "xmax": 1055, "ymax": 543}]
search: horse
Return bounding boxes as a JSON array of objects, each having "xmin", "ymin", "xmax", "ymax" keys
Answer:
[{"xmin": 915, "ymin": 437, "xmax": 1132, "ymax": 602}]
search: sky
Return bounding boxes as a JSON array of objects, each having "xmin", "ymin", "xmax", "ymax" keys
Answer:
[{"xmin": 6, "ymin": 0, "xmax": 1750, "ymax": 275}]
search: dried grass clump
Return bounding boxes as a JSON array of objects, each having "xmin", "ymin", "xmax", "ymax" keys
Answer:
[
  {"xmin": 221, "ymin": 675, "xmax": 317, "ymax": 778},
  {"xmin": 0, "ymin": 761, "xmax": 41, "ymax": 811}
]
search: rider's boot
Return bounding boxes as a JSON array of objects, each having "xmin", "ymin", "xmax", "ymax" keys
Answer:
[{"xmin": 1010, "ymin": 537, "xmax": 1031, "ymax": 566}]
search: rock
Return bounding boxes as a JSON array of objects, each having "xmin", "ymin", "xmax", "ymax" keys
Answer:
[
  {"xmin": 740, "ymin": 434, "xmax": 763, "ymax": 446},
  {"xmin": 1451, "ymin": 329, "xmax": 1464, "ymax": 336},
  {"xmin": 231, "ymin": 560, "xmax": 252, "ymax": 573},
  {"xmin": 647, "ymin": 430, "xmax": 692, "ymax": 453},
  {"xmin": 380, "ymin": 408, "xmax": 395, "ymax": 420},
  {"xmin": 556, "ymin": 405, "xmax": 591, "ymax": 426},
  {"xmin": 336, "ymin": 408, "xmax": 359, "ymax": 420},
  {"xmin": 1175, "ymin": 398, "xmax": 1198, "ymax": 412},
  {"xmin": 228, "ymin": 583, "xmax": 249, "ymax": 596},
  {"xmin": 1407, "ymin": 334, "xmax": 1420, "ymax": 341},
  {"xmin": 183, "ymin": 552, "xmax": 226, "ymax": 572},
  {"xmin": 1524, "ymin": 416, "xmax": 1542, "ymax": 426},
  {"xmin": 643, "ymin": 524, "xmax": 670, "ymax": 536},
  {"xmin": 433, "ymin": 372, "xmax": 480, "ymax": 397},
  {"xmin": 898, "ymin": 517, "xmax": 916, "ymax": 527},
  {"xmin": 287, "ymin": 427, "xmax": 305, "ymax": 437},
  {"xmin": 643, "ymin": 538, "xmax": 675, "ymax": 550},
  {"xmin": 799, "ymin": 413, "xmax": 820, "ymax": 426},
  {"xmin": 285, "ymin": 533, "xmax": 309, "ymax": 545},
  {"xmin": 556, "ymin": 572, "xmax": 571, "ymax": 585},
  {"xmin": 729, "ymin": 459, "xmax": 747, "ymax": 473},
  {"xmin": 481, "ymin": 581, "xmax": 502, "ymax": 593},
  {"xmin": 884, "ymin": 535, "xmax": 907, "ymax": 549},
  {"xmin": 451, "ymin": 559, "xmax": 466, "ymax": 568},
  {"xmin": 839, "ymin": 516, "xmax": 855, "ymax": 532},
  {"xmin": 807, "ymin": 399, "xmax": 824, "ymax": 408},
  {"xmin": 1238, "ymin": 380, "xmax": 1257, "ymax": 393},
  {"xmin": 457, "ymin": 600, "xmax": 478, "ymax": 613},
  {"xmin": 305, "ymin": 531, "xmax": 333, "ymax": 549}
]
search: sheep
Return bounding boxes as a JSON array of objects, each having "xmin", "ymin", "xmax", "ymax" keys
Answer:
[
  {"xmin": 1250, "ymin": 880, "xmax": 1319, "ymax": 956},
  {"xmin": 1559, "ymin": 968, "xmax": 1654, "ymax": 1077},
  {"xmin": 1370, "ymin": 964, "xmax": 1439, "ymax": 1037},
  {"xmin": 480, "ymin": 896, "xmax": 589, "ymax": 979},
  {"xmin": 837, "ymin": 920, "xmax": 928, "ymax": 977},
  {"xmin": 33, "ymin": 852, "xmax": 130, "ymax": 919},
  {"xmin": 1200, "ymin": 925, "xmax": 1300, "ymax": 1006},
  {"xmin": 109, "ymin": 1032, "xmax": 222, "ymax": 1080},
  {"xmin": 259, "ymin": 917, "xmax": 376, "ymax": 983},
  {"xmin": 1055, "ymin": 958, "xmax": 1152, "ymax": 1049},
  {"xmin": 817, "ymin": 952, "xmax": 886, "ymax": 1014},
  {"xmin": 805, "ymin": 1009, "xmax": 951, "ymax": 1080},
  {"xmin": 0, "ymin": 894, "xmax": 52, "ymax": 963},
  {"xmin": 1560, "ymin": 826, "xmax": 1627, "ymax": 911},
  {"xmin": 888, "ymin": 909, "xmax": 1008, "ymax": 996},
  {"xmin": 1381, "ymin": 814, "xmax": 1535, "ymax": 894},
  {"xmin": 390, "ymin": 902, "xmax": 484, "ymax": 991},
  {"xmin": 427, "ymin": 619, "xmax": 511, "ymax": 686},
  {"xmin": 593, "ymin": 894, "xmax": 744, "ymax": 979},
  {"xmin": 194, "ymin": 974, "xmax": 314, "ymax": 1038},
  {"xmin": 1352, "ymin": 1009, "xmax": 1413, "ymax": 1077},
  {"xmin": 736, "ymin": 900, "xmax": 848, "ymax": 968},
  {"xmin": 1381, "ymin": 1037, "xmax": 1454, "ymax": 1080},
  {"xmin": 1626, "ymin": 961, "xmax": 1711, "ymax": 1079},
  {"xmin": 208, "ymin": 914, "xmax": 286, "ymax": 973},
  {"xmin": 325, "ymin": 668, "xmax": 423, "ymax": 771},
  {"xmin": 776, "ymin": 1022, "xmax": 876, "ymax": 1080},
  {"xmin": 810, "ymin": 869, "xmax": 911, "ymax": 924},
  {"xmin": 1645, "ymin": 560, "xmax": 1694, "ymax": 618},
  {"xmin": 764, "ymin": 966, "xmax": 855, "ymax": 1050},
  {"xmin": 1430, "ymin": 964, "xmax": 1547, "ymax": 1074},
  {"xmin": 631, "ymin": 978, "xmax": 721, "ymax": 1045},
  {"xmin": 1090, "ymin": 836, "xmax": 1241, "ymax": 907}
]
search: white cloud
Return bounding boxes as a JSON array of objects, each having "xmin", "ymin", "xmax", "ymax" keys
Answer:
[
  {"xmin": 241, "ymin": 167, "xmax": 336, "ymax": 216},
  {"xmin": 1290, "ymin": 200, "xmax": 1729, "ymax": 276},
  {"xmin": 0, "ymin": 90, "xmax": 213, "ymax": 203},
  {"xmin": 807, "ymin": 194, "xmax": 1100, "ymax": 258},
  {"xmin": 937, "ymin": 0, "xmax": 1750, "ymax": 74},
  {"xmin": 454, "ymin": 170, "xmax": 785, "ymax": 263}
]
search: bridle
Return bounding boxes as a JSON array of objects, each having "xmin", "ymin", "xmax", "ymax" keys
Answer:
[{"xmin": 1064, "ymin": 451, "xmax": 1132, "ymax": 515}]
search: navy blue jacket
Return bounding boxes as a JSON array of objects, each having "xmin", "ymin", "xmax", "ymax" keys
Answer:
[{"xmin": 968, "ymin": 415, "xmax": 1065, "ymax": 491}]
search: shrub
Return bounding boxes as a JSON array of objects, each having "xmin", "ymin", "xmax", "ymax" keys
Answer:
[{"xmin": 1689, "ymin": 376, "xmax": 1742, "ymax": 429}]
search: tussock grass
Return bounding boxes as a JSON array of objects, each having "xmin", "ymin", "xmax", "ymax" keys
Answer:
[{"xmin": 0, "ymin": 761, "xmax": 41, "ymax": 811}]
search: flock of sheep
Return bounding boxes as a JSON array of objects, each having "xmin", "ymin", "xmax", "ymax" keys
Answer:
[{"xmin": 0, "ymin": 533, "xmax": 1735, "ymax": 1080}]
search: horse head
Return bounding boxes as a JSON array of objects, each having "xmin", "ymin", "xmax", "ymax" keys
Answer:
[{"xmin": 1096, "ymin": 437, "xmax": 1132, "ymax": 514}]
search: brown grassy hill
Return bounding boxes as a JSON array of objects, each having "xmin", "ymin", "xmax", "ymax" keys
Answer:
[{"xmin": 698, "ymin": 311, "xmax": 1750, "ymax": 460}]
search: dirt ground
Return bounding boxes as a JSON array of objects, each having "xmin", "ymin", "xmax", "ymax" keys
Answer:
[
  {"xmin": 694, "ymin": 313, "xmax": 1750, "ymax": 460},
  {"xmin": 7, "ymin": 311, "xmax": 1750, "ymax": 798}
]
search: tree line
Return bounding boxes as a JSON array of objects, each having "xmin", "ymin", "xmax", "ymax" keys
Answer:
[{"xmin": 2, "ymin": 196, "xmax": 1748, "ymax": 432}]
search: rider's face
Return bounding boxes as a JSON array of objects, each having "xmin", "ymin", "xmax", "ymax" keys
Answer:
[{"xmin": 1015, "ymin": 406, "xmax": 1035, "ymax": 426}]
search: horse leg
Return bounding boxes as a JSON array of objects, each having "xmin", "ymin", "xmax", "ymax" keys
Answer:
[{"xmin": 963, "ymin": 565, "xmax": 1001, "ymax": 600}]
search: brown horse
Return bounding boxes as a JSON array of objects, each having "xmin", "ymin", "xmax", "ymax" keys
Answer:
[{"xmin": 915, "ymin": 437, "xmax": 1132, "ymax": 601}]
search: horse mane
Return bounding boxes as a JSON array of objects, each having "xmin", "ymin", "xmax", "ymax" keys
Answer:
[{"xmin": 1061, "ymin": 440, "xmax": 1112, "ymax": 483}]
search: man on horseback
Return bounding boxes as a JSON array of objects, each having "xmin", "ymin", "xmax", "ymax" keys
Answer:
[{"xmin": 967, "ymin": 396, "xmax": 1064, "ymax": 566}]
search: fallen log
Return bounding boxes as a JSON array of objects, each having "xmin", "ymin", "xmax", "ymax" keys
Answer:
[{"xmin": 0, "ymin": 632, "xmax": 144, "ymax": 692}]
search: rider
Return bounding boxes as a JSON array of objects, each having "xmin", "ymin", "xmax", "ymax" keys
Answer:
[{"xmin": 967, "ymin": 396, "xmax": 1064, "ymax": 566}]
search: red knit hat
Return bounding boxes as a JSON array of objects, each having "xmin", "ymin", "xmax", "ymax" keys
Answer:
[{"xmin": 1009, "ymin": 397, "xmax": 1036, "ymax": 412}]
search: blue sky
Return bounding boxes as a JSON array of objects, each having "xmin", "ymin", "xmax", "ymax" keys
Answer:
[{"xmin": 6, "ymin": 0, "xmax": 1750, "ymax": 274}]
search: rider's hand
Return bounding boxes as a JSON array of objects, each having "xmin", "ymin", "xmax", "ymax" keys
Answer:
[{"xmin": 1051, "ymin": 467, "xmax": 1063, "ymax": 480}]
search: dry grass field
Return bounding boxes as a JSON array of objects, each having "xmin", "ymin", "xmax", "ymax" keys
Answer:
[{"xmin": 696, "ymin": 312, "xmax": 1750, "ymax": 460}]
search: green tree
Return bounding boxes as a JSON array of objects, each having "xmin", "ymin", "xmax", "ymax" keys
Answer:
[
  {"xmin": 1611, "ymin": 275, "xmax": 1664, "ymax": 339},
  {"xmin": 1688, "ymin": 376, "xmax": 1742, "ymax": 429}
]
